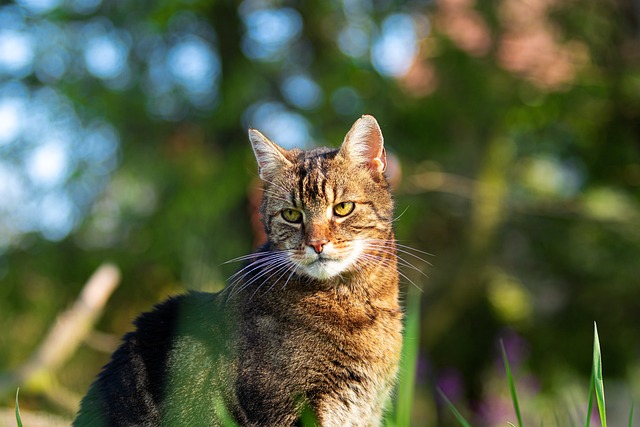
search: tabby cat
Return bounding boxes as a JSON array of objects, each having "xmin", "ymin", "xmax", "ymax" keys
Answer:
[{"xmin": 73, "ymin": 115, "xmax": 403, "ymax": 427}]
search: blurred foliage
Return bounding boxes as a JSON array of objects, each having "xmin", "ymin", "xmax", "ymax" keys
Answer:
[{"xmin": 1, "ymin": 0, "xmax": 639, "ymax": 425}]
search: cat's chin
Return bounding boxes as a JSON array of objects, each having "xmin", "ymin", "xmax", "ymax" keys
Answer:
[
  {"xmin": 296, "ymin": 241, "xmax": 363, "ymax": 281},
  {"xmin": 301, "ymin": 258, "xmax": 351, "ymax": 280}
]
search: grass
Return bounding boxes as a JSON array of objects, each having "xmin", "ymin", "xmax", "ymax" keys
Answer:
[
  {"xmin": 15, "ymin": 388, "xmax": 23, "ymax": 427},
  {"xmin": 14, "ymin": 314, "xmax": 632, "ymax": 427},
  {"xmin": 437, "ymin": 388, "xmax": 473, "ymax": 427},
  {"xmin": 441, "ymin": 322, "xmax": 634, "ymax": 427},
  {"xmin": 501, "ymin": 339, "xmax": 523, "ymax": 427},
  {"xmin": 388, "ymin": 284, "xmax": 422, "ymax": 427},
  {"xmin": 590, "ymin": 323, "xmax": 607, "ymax": 427}
]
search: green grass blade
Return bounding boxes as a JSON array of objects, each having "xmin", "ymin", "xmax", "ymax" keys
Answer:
[
  {"xmin": 585, "ymin": 368, "xmax": 594, "ymax": 427},
  {"xmin": 501, "ymin": 339, "xmax": 524, "ymax": 427},
  {"xmin": 394, "ymin": 286, "xmax": 421, "ymax": 427},
  {"xmin": 15, "ymin": 388, "xmax": 24, "ymax": 427},
  {"xmin": 627, "ymin": 402, "xmax": 634, "ymax": 427},
  {"xmin": 437, "ymin": 387, "xmax": 473, "ymax": 427},
  {"xmin": 298, "ymin": 404, "xmax": 319, "ymax": 427},
  {"xmin": 213, "ymin": 397, "xmax": 239, "ymax": 427},
  {"xmin": 592, "ymin": 322, "xmax": 607, "ymax": 427}
]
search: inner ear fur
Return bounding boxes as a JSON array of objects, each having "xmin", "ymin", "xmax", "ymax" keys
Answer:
[
  {"xmin": 248, "ymin": 129, "xmax": 292, "ymax": 181},
  {"xmin": 339, "ymin": 115, "xmax": 387, "ymax": 174}
]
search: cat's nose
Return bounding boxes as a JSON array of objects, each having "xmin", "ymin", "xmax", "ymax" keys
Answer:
[{"xmin": 308, "ymin": 239, "xmax": 329, "ymax": 254}]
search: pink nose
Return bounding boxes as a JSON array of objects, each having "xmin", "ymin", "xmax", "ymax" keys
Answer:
[{"xmin": 308, "ymin": 239, "xmax": 328, "ymax": 254}]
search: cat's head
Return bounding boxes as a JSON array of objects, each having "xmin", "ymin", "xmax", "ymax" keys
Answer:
[{"xmin": 249, "ymin": 115, "xmax": 395, "ymax": 282}]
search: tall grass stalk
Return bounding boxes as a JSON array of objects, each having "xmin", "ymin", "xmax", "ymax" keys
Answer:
[
  {"xmin": 592, "ymin": 322, "xmax": 607, "ymax": 427},
  {"xmin": 437, "ymin": 387, "xmax": 473, "ymax": 427},
  {"xmin": 15, "ymin": 388, "xmax": 24, "ymax": 427},
  {"xmin": 586, "ymin": 367, "xmax": 595, "ymax": 427},
  {"xmin": 391, "ymin": 285, "xmax": 421, "ymax": 427},
  {"xmin": 501, "ymin": 339, "xmax": 524, "ymax": 427}
]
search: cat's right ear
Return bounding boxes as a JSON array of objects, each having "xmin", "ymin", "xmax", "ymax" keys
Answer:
[
  {"xmin": 248, "ymin": 129, "xmax": 292, "ymax": 181},
  {"xmin": 339, "ymin": 115, "xmax": 387, "ymax": 175}
]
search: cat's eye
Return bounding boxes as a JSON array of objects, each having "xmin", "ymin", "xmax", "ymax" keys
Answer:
[
  {"xmin": 333, "ymin": 202, "xmax": 355, "ymax": 217},
  {"xmin": 281, "ymin": 208, "xmax": 303, "ymax": 223}
]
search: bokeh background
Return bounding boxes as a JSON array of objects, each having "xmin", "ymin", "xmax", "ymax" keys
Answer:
[{"xmin": 0, "ymin": 0, "xmax": 639, "ymax": 425}]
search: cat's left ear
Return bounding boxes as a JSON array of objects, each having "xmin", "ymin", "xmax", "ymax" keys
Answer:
[
  {"xmin": 339, "ymin": 115, "xmax": 387, "ymax": 174},
  {"xmin": 248, "ymin": 128, "xmax": 292, "ymax": 181}
]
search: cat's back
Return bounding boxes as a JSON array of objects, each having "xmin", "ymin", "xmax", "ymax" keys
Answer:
[{"xmin": 74, "ymin": 291, "xmax": 237, "ymax": 426}]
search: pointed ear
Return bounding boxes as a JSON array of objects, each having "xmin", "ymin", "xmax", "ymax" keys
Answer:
[
  {"xmin": 339, "ymin": 115, "xmax": 387, "ymax": 174},
  {"xmin": 248, "ymin": 129, "xmax": 292, "ymax": 181}
]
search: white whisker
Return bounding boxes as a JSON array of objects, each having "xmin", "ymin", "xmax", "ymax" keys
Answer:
[
  {"xmin": 392, "ymin": 206, "xmax": 410, "ymax": 223},
  {"xmin": 364, "ymin": 240, "xmax": 433, "ymax": 265},
  {"xmin": 260, "ymin": 178, "xmax": 291, "ymax": 196},
  {"xmin": 358, "ymin": 253, "xmax": 423, "ymax": 292},
  {"xmin": 366, "ymin": 238, "xmax": 434, "ymax": 256},
  {"xmin": 226, "ymin": 252, "xmax": 290, "ymax": 283},
  {"xmin": 229, "ymin": 261, "xmax": 291, "ymax": 301},
  {"xmin": 249, "ymin": 261, "xmax": 295, "ymax": 300},
  {"xmin": 362, "ymin": 246, "xmax": 430, "ymax": 277},
  {"xmin": 394, "ymin": 242, "xmax": 434, "ymax": 257},
  {"xmin": 223, "ymin": 250, "xmax": 292, "ymax": 265},
  {"xmin": 277, "ymin": 263, "xmax": 300, "ymax": 293},
  {"xmin": 223, "ymin": 250, "xmax": 294, "ymax": 302}
]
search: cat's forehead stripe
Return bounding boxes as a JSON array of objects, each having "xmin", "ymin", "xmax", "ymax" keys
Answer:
[{"xmin": 295, "ymin": 156, "xmax": 332, "ymax": 204}]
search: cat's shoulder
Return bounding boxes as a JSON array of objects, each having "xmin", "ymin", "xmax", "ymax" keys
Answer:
[{"xmin": 127, "ymin": 290, "xmax": 224, "ymax": 342}]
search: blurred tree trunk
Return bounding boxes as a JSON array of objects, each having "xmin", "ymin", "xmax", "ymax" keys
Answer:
[{"xmin": 423, "ymin": 136, "xmax": 514, "ymax": 347}]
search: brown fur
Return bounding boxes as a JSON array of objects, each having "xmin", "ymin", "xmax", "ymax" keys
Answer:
[{"xmin": 74, "ymin": 115, "xmax": 403, "ymax": 427}]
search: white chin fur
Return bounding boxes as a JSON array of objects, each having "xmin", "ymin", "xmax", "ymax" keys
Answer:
[{"xmin": 297, "ymin": 241, "xmax": 362, "ymax": 280}]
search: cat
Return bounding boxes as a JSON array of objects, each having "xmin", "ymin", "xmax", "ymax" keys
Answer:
[{"xmin": 73, "ymin": 115, "xmax": 403, "ymax": 427}]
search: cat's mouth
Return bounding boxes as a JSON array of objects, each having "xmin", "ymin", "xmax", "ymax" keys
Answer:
[
  {"xmin": 302, "ymin": 254, "xmax": 342, "ymax": 269},
  {"xmin": 294, "ymin": 242, "xmax": 363, "ymax": 280},
  {"xmin": 312, "ymin": 255, "xmax": 338, "ymax": 264}
]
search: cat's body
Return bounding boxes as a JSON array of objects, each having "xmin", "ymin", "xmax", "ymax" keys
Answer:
[{"xmin": 74, "ymin": 115, "xmax": 403, "ymax": 427}]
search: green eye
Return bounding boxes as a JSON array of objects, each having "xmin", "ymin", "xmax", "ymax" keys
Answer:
[
  {"xmin": 334, "ymin": 202, "xmax": 355, "ymax": 217},
  {"xmin": 281, "ymin": 208, "xmax": 303, "ymax": 223}
]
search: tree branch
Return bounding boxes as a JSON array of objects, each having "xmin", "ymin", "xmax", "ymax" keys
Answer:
[{"xmin": 0, "ymin": 263, "xmax": 121, "ymax": 397}]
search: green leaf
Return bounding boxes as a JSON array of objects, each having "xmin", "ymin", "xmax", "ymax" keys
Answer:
[
  {"xmin": 437, "ymin": 388, "xmax": 473, "ymax": 427},
  {"xmin": 15, "ymin": 388, "xmax": 24, "ymax": 427},
  {"xmin": 592, "ymin": 322, "xmax": 607, "ymax": 427},
  {"xmin": 628, "ymin": 402, "xmax": 634, "ymax": 427},
  {"xmin": 501, "ymin": 340, "xmax": 524, "ymax": 427}
]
